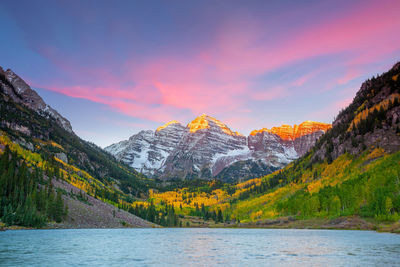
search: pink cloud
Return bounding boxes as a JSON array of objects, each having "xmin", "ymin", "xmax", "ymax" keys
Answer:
[
  {"xmin": 32, "ymin": 0, "xmax": 400, "ymax": 125},
  {"xmin": 337, "ymin": 69, "xmax": 362, "ymax": 85},
  {"xmin": 32, "ymin": 83, "xmax": 174, "ymax": 122},
  {"xmin": 291, "ymin": 70, "xmax": 321, "ymax": 87},
  {"xmin": 202, "ymin": 0, "xmax": 399, "ymax": 81}
]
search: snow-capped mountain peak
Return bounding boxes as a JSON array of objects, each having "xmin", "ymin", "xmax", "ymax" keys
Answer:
[
  {"xmin": 105, "ymin": 116, "xmax": 331, "ymax": 181},
  {"xmin": 187, "ymin": 114, "xmax": 243, "ymax": 136}
]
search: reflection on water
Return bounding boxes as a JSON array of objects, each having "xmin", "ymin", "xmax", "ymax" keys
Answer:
[{"xmin": 0, "ymin": 228, "xmax": 399, "ymax": 266}]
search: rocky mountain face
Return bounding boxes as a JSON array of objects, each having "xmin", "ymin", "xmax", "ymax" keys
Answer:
[
  {"xmin": 249, "ymin": 121, "xmax": 331, "ymax": 156},
  {"xmin": 0, "ymin": 67, "xmax": 73, "ymax": 133},
  {"xmin": 106, "ymin": 115, "xmax": 331, "ymax": 181},
  {"xmin": 311, "ymin": 62, "xmax": 400, "ymax": 163},
  {"xmin": 163, "ymin": 115, "xmax": 247, "ymax": 180},
  {"xmin": 107, "ymin": 121, "xmax": 187, "ymax": 175}
]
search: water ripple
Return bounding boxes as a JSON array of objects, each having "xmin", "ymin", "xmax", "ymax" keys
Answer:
[{"xmin": 0, "ymin": 229, "xmax": 399, "ymax": 266}]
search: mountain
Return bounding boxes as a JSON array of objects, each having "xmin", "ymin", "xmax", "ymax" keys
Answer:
[
  {"xmin": 140, "ymin": 62, "xmax": 400, "ymax": 232},
  {"xmin": 0, "ymin": 66, "xmax": 157, "ymax": 228},
  {"xmin": 105, "ymin": 114, "xmax": 331, "ymax": 182},
  {"xmin": 250, "ymin": 121, "xmax": 332, "ymax": 156},
  {"xmin": 0, "ymin": 67, "xmax": 73, "ymax": 133},
  {"xmin": 163, "ymin": 115, "xmax": 248, "ymax": 181},
  {"xmin": 230, "ymin": 62, "xmax": 400, "ymax": 225},
  {"xmin": 311, "ymin": 62, "xmax": 400, "ymax": 162},
  {"xmin": 106, "ymin": 121, "xmax": 187, "ymax": 175},
  {"xmin": 223, "ymin": 61, "xmax": 400, "ymax": 225}
]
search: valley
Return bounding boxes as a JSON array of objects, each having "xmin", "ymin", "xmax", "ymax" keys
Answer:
[
  {"xmin": 1, "ymin": 2, "xmax": 400, "ymax": 266},
  {"xmin": 1, "ymin": 62, "xmax": 399, "ymax": 232}
]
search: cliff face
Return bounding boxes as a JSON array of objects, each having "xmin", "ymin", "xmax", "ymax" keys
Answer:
[
  {"xmin": 106, "ymin": 115, "xmax": 331, "ymax": 181},
  {"xmin": 250, "ymin": 121, "xmax": 332, "ymax": 156},
  {"xmin": 0, "ymin": 67, "xmax": 74, "ymax": 133}
]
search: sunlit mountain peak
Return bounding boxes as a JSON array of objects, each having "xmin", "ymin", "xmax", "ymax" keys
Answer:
[
  {"xmin": 156, "ymin": 120, "xmax": 181, "ymax": 132},
  {"xmin": 187, "ymin": 114, "xmax": 243, "ymax": 136},
  {"xmin": 250, "ymin": 121, "xmax": 332, "ymax": 140}
]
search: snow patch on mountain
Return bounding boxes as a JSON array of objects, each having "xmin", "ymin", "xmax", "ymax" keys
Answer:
[
  {"xmin": 105, "ymin": 115, "xmax": 330, "ymax": 181},
  {"xmin": 211, "ymin": 146, "xmax": 251, "ymax": 164}
]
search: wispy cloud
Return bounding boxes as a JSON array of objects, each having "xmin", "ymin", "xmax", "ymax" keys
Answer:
[{"xmin": 6, "ymin": 0, "xmax": 400, "ymax": 131}]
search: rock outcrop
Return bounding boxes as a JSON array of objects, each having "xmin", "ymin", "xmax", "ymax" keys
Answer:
[{"xmin": 0, "ymin": 67, "xmax": 73, "ymax": 133}]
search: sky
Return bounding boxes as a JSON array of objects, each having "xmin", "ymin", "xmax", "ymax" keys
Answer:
[{"xmin": 0, "ymin": 0, "xmax": 399, "ymax": 147}]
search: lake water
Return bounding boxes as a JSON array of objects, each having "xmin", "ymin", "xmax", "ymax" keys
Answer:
[{"xmin": 0, "ymin": 228, "xmax": 399, "ymax": 266}]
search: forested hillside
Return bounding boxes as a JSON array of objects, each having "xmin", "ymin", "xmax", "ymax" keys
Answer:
[
  {"xmin": 0, "ymin": 92, "xmax": 153, "ymax": 197},
  {"xmin": 0, "ymin": 146, "xmax": 66, "ymax": 227},
  {"xmin": 134, "ymin": 62, "xmax": 400, "ymax": 231},
  {"xmin": 0, "ymin": 68, "xmax": 160, "ymax": 228}
]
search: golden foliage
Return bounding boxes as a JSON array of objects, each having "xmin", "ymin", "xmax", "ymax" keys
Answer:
[
  {"xmin": 349, "ymin": 93, "xmax": 400, "ymax": 131},
  {"xmin": 235, "ymin": 178, "xmax": 261, "ymax": 189},
  {"xmin": 250, "ymin": 210, "xmax": 263, "ymax": 220},
  {"xmin": 50, "ymin": 141, "xmax": 64, "ymax": 150},
  {"xmin": 149, "ymin": 187, "xmax": 230, "ymax": 211},
  {"xmin": 365, "ymin": 147, "xmax": 385, "ymax": 161},
  {"xmin": 0, "ymin": 132, "xmax": 124, "ymax": 203}
]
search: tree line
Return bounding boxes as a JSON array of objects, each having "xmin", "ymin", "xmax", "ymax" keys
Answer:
[
  {"xmin": 190, "ymin": 203, "xmax": 229, "ymax": 223},
  {"xmin": 117, "ymin": 201, "xmax": 181, "ymax": 227},
  {"xmin": 0, "ymin": 146, "xmax": 67, "ymax": 228}
]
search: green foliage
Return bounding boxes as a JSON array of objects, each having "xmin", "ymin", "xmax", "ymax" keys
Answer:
[
  {"xmin": 276, "ymin": 152, "xmax": 400, "ymax": 221},
  {"xmin": 215, "ymin": 160, "xmax": 279, "ymax": 183},
  {"xmin": 0, "ymin": 146, "xmax": 67, "ymax": 227},
  {"xmin": 188, "ymin": 203, "xmax": 226, "ymax": 223},
  {"xmin": 127, "ymin": 202, "xmax": 180, "ymax": 227}
]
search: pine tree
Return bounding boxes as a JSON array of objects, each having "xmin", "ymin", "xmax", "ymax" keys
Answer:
[
  {"xmin": 217, "ymin": 209, "xmax": 223, "ymax": 223},
  {"xmin": 54, "ymin": 191, "xmax": 64, "ymax": 223}
]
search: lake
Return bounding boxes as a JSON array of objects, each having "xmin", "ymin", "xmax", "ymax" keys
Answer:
[{"xmin": 0, "ymin": 228, "xmax": 399, "ymax": 266}]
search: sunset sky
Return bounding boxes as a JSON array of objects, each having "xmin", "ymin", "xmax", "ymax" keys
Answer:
[{"xmin": 1, "ymin": 0, "xmax": 399, "ymax": 147}]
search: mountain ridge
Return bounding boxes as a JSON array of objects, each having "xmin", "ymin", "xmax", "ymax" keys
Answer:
[
  {"xmin": 250, "ymin": 121, "xmax": 332, "ymax": 141},
  {"xmin": 106, "ymin": 114, "xmax": 331, "ymax": 181},
  {"xmin": 0, "ymin": 67, "xmax": 74, "ymax": 134}
]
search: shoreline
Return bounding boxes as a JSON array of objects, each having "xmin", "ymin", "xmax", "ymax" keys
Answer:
[
  {"xmin": 1, "ymin": 226, "xmax": 399, "ymax": 234},
  {"xmin": 2, "ymin": 216, "xmax": 399, "ymax": 234}
]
